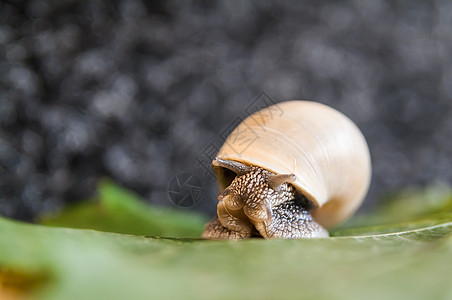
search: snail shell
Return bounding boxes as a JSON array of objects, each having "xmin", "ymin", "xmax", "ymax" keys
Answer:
[{"xmin": 214, "ymin": 100, "xmax": 371, "ymax": 229}]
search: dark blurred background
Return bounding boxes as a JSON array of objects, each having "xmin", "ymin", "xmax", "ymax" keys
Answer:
[{"xmin": 1, "ymin": 0, "xmax": 451, "ymax": 221}]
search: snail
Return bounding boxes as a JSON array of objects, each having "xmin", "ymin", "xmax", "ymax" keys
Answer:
[{"xmin": 202, "ymin": 100, "xmax": 371, "ymax": 239}]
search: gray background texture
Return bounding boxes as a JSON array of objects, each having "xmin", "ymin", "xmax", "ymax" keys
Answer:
[{"xmin": 1, "ymin": 0, "xmax": 451, "ymax": 220}]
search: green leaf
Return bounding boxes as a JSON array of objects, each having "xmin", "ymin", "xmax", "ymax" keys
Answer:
[
  {"xmin": 1, "ymin": 183, "xmax": 451, "ymax": 300},
  {"xmin": 332, "ymin": 183, "xmax": 452, "ymax": 236},
  {"xmin": 0, "ymin": 217, "xmax": 452, "ymax": 300},
  {"xmin": 38, "ymin": 179, "xmax": 207, "ymax": 238}
]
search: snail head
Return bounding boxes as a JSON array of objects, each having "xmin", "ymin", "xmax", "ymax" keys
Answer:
[{"xmin": 212, "ymin": 157, "xmax": 298, "ymax": 234}]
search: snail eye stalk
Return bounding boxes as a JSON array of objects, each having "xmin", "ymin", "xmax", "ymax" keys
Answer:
[
  {"xmin": 212, "ymin": 157, "xmax": 250, "ymax": 175},
  {"xmin": 268, "ymin": 174, "xmax": 296, "ymax": 192}
]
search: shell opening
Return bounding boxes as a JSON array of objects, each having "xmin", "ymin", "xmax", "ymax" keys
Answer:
[{"xmin": 213, "ymin": 165, "xmax": 237, "ymax": 191}]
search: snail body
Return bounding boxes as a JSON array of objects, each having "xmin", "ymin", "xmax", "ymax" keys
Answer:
[{"xmin": 202, "ymin": 101, "xmax": 371, "ymax": 239}]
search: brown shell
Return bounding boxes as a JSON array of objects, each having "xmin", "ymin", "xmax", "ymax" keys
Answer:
[{"xmin": 214, "ymin": 100, "xmax": 371, "ymax": 228}]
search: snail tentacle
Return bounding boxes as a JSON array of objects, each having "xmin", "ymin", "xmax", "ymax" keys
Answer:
[
  {"xmin": 217, "ymin": 202, "xmax": 253, "ymax": 238},
  {"xmin": 219, "ymin": 188, "xmax": 244, "ymax": 210},
  {"xmin": 268, "ymin": 173, "xmax": 296, "ymax": 192},
  {"xmin": 212, "ymin": 157, "xmax": 250, "ymax": 175}
]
